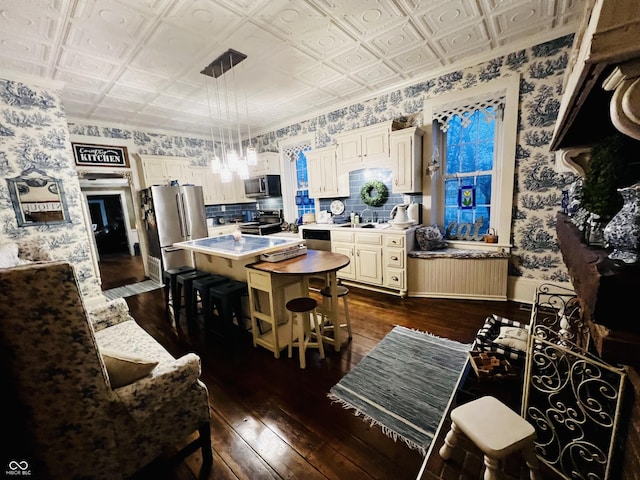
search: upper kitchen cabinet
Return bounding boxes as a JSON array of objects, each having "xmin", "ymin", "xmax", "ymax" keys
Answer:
[
  {"xmin": 335, "ymin": 120, "xmax": 396, "ymax": 171},
  {"xmin": 138, "ymin": 154, "xmax": 194, "ymax": 188},
  {"xmin": 249, "ymin": 152, "xmax": 281, "ymax": 176},
  {"xmin": 201, "ymin": 169, "xmax": 251, "ymax": 205},
  {"xmin": 390, "ymin": 127, "xmax": 424, "ymax": 193},
  {"xmin": 306, "ymin": 145, "xmax": 349, "ymax": 198},
  {"xmin": 550, "ymin": 0, "xmax": 640, "ymax": 150}
]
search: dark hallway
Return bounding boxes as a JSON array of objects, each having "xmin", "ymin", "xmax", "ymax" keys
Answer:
[{"xmin": 87, "ymin": 194, "xmax": 130, "ymax": 256}]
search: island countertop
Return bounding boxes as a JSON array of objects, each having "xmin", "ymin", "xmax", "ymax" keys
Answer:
[{"xmin": 173, "ymin": 234, "xmax": 305, "ymax": 261}]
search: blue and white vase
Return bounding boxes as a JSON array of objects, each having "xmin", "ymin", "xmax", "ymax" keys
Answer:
[{"xmin": 603, "ymin": 182, "xmax": 640, "ymax": 263}]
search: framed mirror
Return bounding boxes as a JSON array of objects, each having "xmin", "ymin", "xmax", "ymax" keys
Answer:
[{"xmin": 7, "ymin": 171, "xmax": 71, "ymax": 227}]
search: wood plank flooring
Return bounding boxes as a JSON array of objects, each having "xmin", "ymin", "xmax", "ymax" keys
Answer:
[{"xmin": 100, "ymin": 254, "xmax": 543, "ymax": 480}]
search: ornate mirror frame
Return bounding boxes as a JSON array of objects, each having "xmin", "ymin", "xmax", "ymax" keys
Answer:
[{"xmin": 7, "ymin": 170, "xmax": 71, "ymax": 227}]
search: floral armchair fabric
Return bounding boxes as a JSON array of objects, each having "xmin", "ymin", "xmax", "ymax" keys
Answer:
[{"xmin": 0, "ymin": 261, "xmax": 212, "ymax": 479}]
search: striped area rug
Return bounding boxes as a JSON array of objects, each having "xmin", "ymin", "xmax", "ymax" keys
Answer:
[
  {"xmin": 103, "ymin": 279, "xmax": 163, "ymax": 300},
  {"xmin": 328, "ymin": 325, "xmax": 470, "ymax": 455}
]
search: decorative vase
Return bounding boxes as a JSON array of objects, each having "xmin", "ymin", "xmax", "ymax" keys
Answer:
[{"xmin": 603, "ymin": 182, "xmax": 640, "ymax": 263}]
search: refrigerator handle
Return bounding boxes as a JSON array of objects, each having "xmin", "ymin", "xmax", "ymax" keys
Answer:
[
  {"xmin": 181, "ymin": 193, "xmax": 191, "ymax": 237},
  {"xmin": 176, "ymin": 194, "xmax": 186, "ymax": 238}
]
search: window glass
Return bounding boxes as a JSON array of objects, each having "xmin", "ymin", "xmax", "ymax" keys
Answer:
[
  {"xmin": 475, "ymin": 175, "xmax": 492, "ymax": 204},
  {"xmin": 441, "ymin": 107, "xmax": 496, "ymax": 238}
]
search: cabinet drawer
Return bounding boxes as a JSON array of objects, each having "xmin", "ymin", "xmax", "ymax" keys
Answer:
[
  {"xmin": 247, "ymin": 269, "xmax": 272, "ymax": 291},
  {"xmin": 331, "ymin": 230, "xmax": 354, "ymax": 243},
  {"xmin": 355, "ymin": 232, "xmax": 382, "ymax": 245},
  {"xmin": 385, "ymin": 235, "xmax": 404, "ymax": 248},
  {"xmin": 385, "ymin": 248, "xmax": 404, "ymax": 268},
  {"xmin": 385, "ymin": 268, "xmax": 404, "ymax": 289}
]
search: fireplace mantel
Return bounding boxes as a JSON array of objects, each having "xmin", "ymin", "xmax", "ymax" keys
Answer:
[{"xmin": 556, "ymin": 213, "xmax": 640, "ymax": 365}]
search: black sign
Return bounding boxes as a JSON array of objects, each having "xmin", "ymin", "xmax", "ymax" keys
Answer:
[{"xmin": 72, "ymin": 143, "xmax": 129, "ymax": 168}]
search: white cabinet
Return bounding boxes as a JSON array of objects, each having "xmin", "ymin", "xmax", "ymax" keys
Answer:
[
  {"xmin": 331, "ymin": 230, "xmax": 383, "ymax": 286},
  {"xmin": 249, "ymin": 152, "xmax": 280, "ymax": 176},
  {"xmin": 201, "ymin": 170, "xmax": 221, "ymax": 204},
  {"xmin": 306, "ymin": 145, "xmax": 348, "ymax": 198},
  {"xmin": 207, "ymin": 224, "xmax": 238, "ymax": 237},
  {"xmin": 201, "ymin": 170, "xmax": 249, "ymax": 205},
  {"xmin": 390, "ymin": 127, "xmax": 423, "ymax": 193},
  {"xmin": 335, "ymin": 121, "xmax": 393, "ymax": 170},
  {"xmin": 331, "ymin": 228, "xmax": 414, "ymax": 296},
  {"xmin": 139, "ymin": 155, "xmax": 193, "ymax": 188},
  {"xmin": 383, "ymin": 234, "xmax": 406, "ymax": 291},
  {"xmin": 331, "ymin": 241, "xmax": 356, "ymax": 280}
]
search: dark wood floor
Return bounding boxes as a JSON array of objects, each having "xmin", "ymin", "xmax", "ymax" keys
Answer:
[{"xmin": 100, "ymin": 254, "xmax": 547, "ymax": 480}]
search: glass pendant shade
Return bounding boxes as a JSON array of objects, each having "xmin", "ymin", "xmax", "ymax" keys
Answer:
[
  {"xmin": 247, "ymin": 147, "xmax": 257, "ymax": 166},
  {"xmin": 227, "ymin": 150, "xmax": 239, "ymax": 171},
  {"xmin": 202, "ymin": 49, "xmax": 253, "ymax": 182},
  {"xmin": 237, "ymin": 160, "xmax": 249, "ymax": 180},
  {"xmin": 211, "ymin": 154, "xmax": 221, "ymax": 172}
]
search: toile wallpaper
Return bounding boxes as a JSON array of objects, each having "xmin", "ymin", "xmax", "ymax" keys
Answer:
[
  {"xmin": 0, "ymin": 80, "xmax": 102, "ymax": 299},
  {"xmin": 5, "ymin": 33, "xmax": 576, "ymax": 287}
]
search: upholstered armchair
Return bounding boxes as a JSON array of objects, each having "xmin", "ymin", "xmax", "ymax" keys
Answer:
[{"xmin": 0, "ymin": 261, "xmax": 212, "ymax": 479}]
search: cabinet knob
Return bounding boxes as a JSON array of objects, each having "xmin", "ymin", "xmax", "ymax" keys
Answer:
[
  {"xmin": 392, "ymin": 276, "xmax": 398, "ymax": 281},
  {"xmin": 391, "ymin": 256, "xmax": 398, "ymax": 261}
]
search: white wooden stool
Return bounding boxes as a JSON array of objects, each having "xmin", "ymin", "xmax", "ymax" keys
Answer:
[
  {"xmin": 286, "ymin": 297, "xmax": 325, "ymax": 369},
  {"xmin": 318, "ymin": 284, "xmax": 352, "ymax": 351},
  {"xmin": 439, "ymin": 396, "xmax": 540, "ymax": 480}
]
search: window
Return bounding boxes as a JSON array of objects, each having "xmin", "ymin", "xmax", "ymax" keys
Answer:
[
  {"xmin": 424, "ymin": 76, "xmax": 519, "ymax": 246},
  {"xmin": 441, "ymin": 107, "xmax": 498, "ymax": 236},
  {"xmin": 280, "ymin": 136, "xmax": 313, "ymax": 223}
]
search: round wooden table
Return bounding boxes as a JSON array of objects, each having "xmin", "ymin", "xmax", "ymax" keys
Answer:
[{"xmin": 246, "ymin": 249, "xmax": 350, "ymax": 352}]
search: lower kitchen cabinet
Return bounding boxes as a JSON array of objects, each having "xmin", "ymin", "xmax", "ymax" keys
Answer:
[
  {"xmin": 331, "ymin": 228, "xmax": 415, "ymax": 296},
  {"xmin": 330, "ymin": 241, "xmax": 356, "ymax": 280}
]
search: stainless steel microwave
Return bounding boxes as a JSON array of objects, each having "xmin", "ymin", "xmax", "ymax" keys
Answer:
[{"xmin": 244, "ymin": 175, "xmax": 282, "ymax": 198}]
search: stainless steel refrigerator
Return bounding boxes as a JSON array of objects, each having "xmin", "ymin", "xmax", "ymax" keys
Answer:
[{"xmin": 140, "ymin": 185, "xmax": 208, "ymax": 275}]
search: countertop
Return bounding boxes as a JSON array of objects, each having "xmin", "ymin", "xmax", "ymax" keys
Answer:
[
  {"xmin": 174, "ymin": 234, "xmax": 304, "ymax": 261},
  {"xmin": 300, "ymin": 222, "xmax": 421, "ymax": 233}
]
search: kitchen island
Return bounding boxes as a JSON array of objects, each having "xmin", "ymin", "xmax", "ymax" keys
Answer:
[
  {"xmin": 174, "ymin": 234, "xmax": 351, "ymax": 360},
  {"xmin": 245, "ymin": 249, "xmax": 350, "ymax": 358},
  {"xmin": 174, "ymin": 233, "xmax": 305, "ymax": 280}
]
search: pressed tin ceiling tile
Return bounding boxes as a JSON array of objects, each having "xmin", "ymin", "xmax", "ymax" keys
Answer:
[{"xmin": 0, "ymin": 0, "xmax": 585, "ymax": 136}]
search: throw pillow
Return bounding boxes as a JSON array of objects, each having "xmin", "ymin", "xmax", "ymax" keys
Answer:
[
  {"xmin": 493, "ymin": 326, "xmax": 529, "ymax": 352},
  {"xmin": 101, "ymin": 348, "xmax": 159, "ymax": 389},
  {"xmin": 415, "ymin": 225, "xmax": 447, "ymax": 251}
]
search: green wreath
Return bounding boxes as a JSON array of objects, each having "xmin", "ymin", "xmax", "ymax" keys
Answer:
[{"xmin": 360, "ymin": 180, "xmax": 389, "ymax": 207}]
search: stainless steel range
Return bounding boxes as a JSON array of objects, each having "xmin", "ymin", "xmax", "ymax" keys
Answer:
[{"xmin": 239, "ymin": 210, "xmax": 283, "ymax": 235}]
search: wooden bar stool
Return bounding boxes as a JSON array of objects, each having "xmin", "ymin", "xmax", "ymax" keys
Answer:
[
  {"xmin": 162, "ymin": 266, "xmax": 195, "ymax": 317},
  {"xmin": 439, "ymin": 396, "xmax": 540, "ymax": 480},
  {"xmin": 174, "ymin": 270, "xmax": 211, "ymax": 328},
  {"xmin": 286, "ymin": 297, "xmax": 325, "ymax": 369},
  {"xmin": 318, "ymin": 284, "xmax": 352, "ymax": 351}
]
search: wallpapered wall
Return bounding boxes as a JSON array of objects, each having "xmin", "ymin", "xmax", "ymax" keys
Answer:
[
  {"xmin": 65, "ymin": 34, "xmax": 575, "ymax": 284},
  {"xmin": 0, "ymin": 80, "xmax": 102, "ymax": 299}
]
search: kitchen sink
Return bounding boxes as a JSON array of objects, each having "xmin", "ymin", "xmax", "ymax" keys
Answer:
[{"xmin": 353, "ymin": 223, "xmax": 390, "ymax": 229}]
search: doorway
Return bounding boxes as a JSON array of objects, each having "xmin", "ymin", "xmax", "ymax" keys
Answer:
[{"xmin": 86, "ymin": 194, "xmax": 131, "ymax": 256}]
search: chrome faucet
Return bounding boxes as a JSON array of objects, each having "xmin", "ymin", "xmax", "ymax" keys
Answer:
[{"xmin": 360, "ymin": 209, "xmax": 375, "ymax": 223}]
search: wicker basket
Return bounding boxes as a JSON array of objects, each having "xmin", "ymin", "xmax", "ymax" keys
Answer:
[
  {"xmin": 468, "ymin": 350, "xmax": 516, "ymax": 380},
  {"xmin": 483, "ymin": 227, "xmax": 498, "ymax": 243}
]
